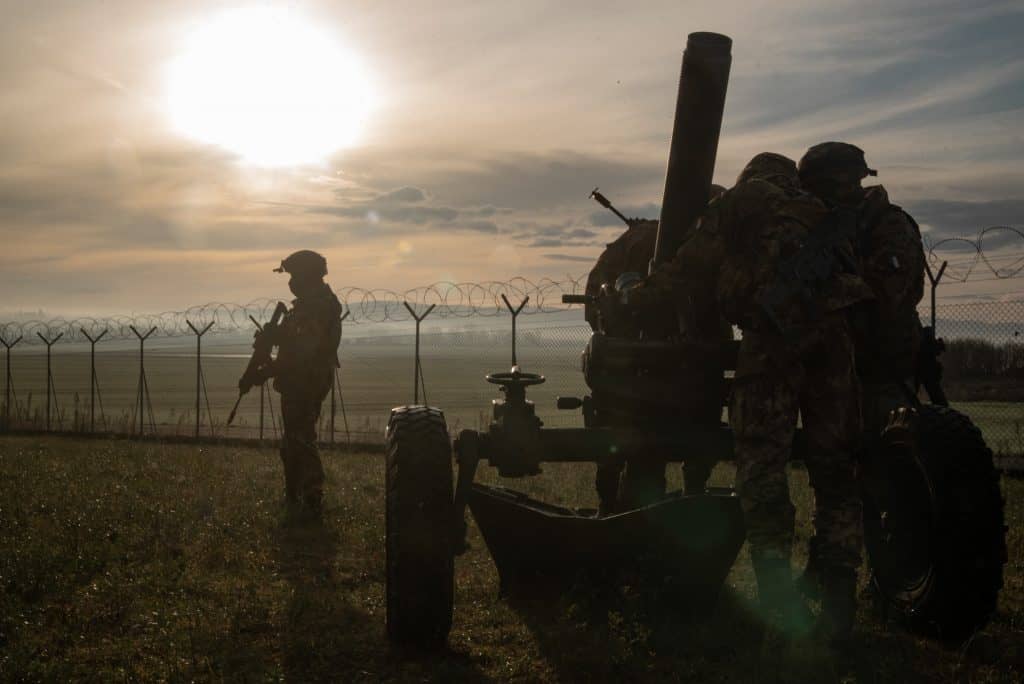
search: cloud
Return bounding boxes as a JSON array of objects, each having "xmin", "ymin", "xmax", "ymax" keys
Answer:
[
  {"xmin": 337, "ymin": 148, "xmax": 665, "ymax": 211},
  {"xmin": 2, "ymin": 0, "xmax": 1023, "ymax": 311},
  {"xmin": 309, "ymin": 203, "xmax": 459, "ymax": 225},
  {"xmin": 906, "ymin": 198, "xmax": 1024, "ymax": 241},
  {"xmin": 458, "ymin": 220, "xmax": 499, "ymax": 233},
  {"xmin": 375, "ymin": 186, "xmax": 428, "ymax": 203},
  {"xmin": 543, "ymin": 253, "xmax": 597, "ymax": 263}
]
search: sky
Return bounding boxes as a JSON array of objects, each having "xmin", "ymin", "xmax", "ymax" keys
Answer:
[{"xmin": 1, "ymin": 0, "xmax": 1022, "ymax": 316}]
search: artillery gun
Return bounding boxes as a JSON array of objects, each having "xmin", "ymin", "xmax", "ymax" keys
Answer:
[{"xmin": 384, "ymin": 32, "xmax": 1006, "ymax": 649}]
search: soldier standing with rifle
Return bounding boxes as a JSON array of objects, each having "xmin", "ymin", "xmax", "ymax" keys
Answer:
[{"xmin": 235, "ymin": 250, "xmax": 343, "ymax": 521}]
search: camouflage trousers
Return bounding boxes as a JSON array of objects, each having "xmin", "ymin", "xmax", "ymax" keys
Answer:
[
  {"xmin": 279, "ymin": 393, "xmax": 326, "ymax": 503},
  {"xmin": 731, "ymin": 314, "xmax": 863, "ymax": 571}
]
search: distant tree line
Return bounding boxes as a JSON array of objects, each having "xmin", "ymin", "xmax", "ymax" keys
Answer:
[{"xmin": 942, "ymin": 338, "xmax": 1024, "ymax": 380}]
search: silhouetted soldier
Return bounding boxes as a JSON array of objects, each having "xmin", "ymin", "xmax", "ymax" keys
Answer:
[
  {"xmin": 663, "ymin": 153, "xmax": 873, "ymax": 649},
  {"xmin": 798, "ymin": 142, "xmax": 925, "ymax": 433},
  {"xmin": 262, "ymin": 250, "xmax": 343, "ymax": 520},
  {"xmin": 796, "ymin": 142, "xmax": 926, "ymax": 602}
]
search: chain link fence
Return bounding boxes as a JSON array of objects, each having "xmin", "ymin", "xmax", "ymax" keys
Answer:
[{"xmin": 1, "ymin": 300, "xmax": 1022, "ymax": 458}]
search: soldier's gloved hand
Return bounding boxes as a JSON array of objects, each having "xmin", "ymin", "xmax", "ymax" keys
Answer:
[
  {"xmin": 256, "ymin": 360, "xmax": 277, "ymax": 383},
  {"xmin": 238, "ymin": 370, "xmax": 257, "ymax": 394},
  {"xmin": 260, "ymin": 320, "xmax": 280, "ymax": 344}
]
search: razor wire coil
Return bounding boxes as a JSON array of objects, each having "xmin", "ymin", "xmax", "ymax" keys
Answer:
[
  {"xmin": 927, "ymin": 226, "xmax": 1024, "ymax": 282},
  {"xmin": 4, "ymin": 222, "xmax": 1024, "ymax": 347},
  {"xmin": 0, "ymin": 276, "xmax": 588, "ymax": 345}
]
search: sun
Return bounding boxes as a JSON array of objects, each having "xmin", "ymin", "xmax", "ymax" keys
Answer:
[{"xmin": 164, "ymin": 7, "xmax": 375, "ymax": 167}]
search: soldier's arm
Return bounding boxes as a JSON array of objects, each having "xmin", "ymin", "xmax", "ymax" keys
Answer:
[{"xmin": 864, "ymin": 208, "xmax": 925, "ymax": 315}]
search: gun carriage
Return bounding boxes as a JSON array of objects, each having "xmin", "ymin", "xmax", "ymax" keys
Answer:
[{"xmin": 383, "ymin": 32, "xmax": 1006, "ymax": 649}]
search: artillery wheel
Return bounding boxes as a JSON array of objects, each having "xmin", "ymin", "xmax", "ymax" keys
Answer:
[
  {"xmin": 385, "ymin": 406, "xmax": 455, "ymax": 648},
  {"xmin": 863, "ymin": 405, "xmax": 1007, "ymax": 641}
]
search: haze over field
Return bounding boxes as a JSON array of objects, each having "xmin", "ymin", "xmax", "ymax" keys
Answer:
[{"xmin": 1, "ymin": 0, "xmax": 1022, "ymax": 315}]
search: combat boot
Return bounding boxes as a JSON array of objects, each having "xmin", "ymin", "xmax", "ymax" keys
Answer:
[
  {"xmin": 794, "ymin": 535, "xmax": 823, "ymax": 601},
  {"xmin": 816, "ymin": 567, "xmax": 857, "ymax": 648},
  {"xmin": 752, "ymin": 555, "xmax": 815, "ymax": 636},
  {"xmin": 751, "ymin": 555, "xmax": 814, "ymax": 682},
  {"xmin": 682, "ymin": 461, "xmax": 711, "ymax": 497},
  {"xmin": 300, "ymin": 490, "xmax": 324, "ymax": 523}
]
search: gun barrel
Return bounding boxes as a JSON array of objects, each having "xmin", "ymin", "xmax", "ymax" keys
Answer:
[{"xmin": 651, "ymin": 32, "xmax": 732, "ymax": 268}]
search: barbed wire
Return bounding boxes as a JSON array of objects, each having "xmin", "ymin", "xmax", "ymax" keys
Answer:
[
  {"xmin": 927, "ymin": 226, "xmax": 1024, "ymax": 283},
  {"xmin": 4, "ymin": 224, "xmax": 1022, "ymax": 347},
  {"xmin": 0, "ymin": 276, "xmax": 588, "ymax": 345}
]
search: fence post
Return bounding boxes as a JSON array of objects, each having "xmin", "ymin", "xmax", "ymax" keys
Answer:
[
  {"xmin": 330, "ymin": 309, "xmax": 351, "ymax": 445},
  {"xmin": 130, "ymin": 326, "xmax": 157, "ymax": 436},
  {"xmin": 500, "ymin": 295, "xmax": 530, "ymax": 367},
  {"xmin": 186, "ymin": 320, "xmax": 215, "ymax": 439},
  {"xmin": 36, "ymin": 332, "xmax": 63, "ymax": 431},
  {"xmin": 403, "ymin": 302, "xmax": 436, "ymax": 405},
  {"xmin": 80, "ymin": 329, "xmax": 108, "ymax": 433},
  {"xmin": 259, "ymin": 384, "xmax": 266, "ymax": 441},
  {"xmin": 925, "ymin": 260, "xmax": 948, "ymax": 332},
  {"xmin": 336, "ymin": 310, "xmax": 351, "ymax": 445},
  {"xmin": 1, "ymin": 335, "xmax": 23, "ymax": 431}
]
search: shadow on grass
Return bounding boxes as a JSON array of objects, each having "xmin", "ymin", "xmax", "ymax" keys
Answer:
[
  {"xmin": 503, "ymin": 576, "xmax": 976, "ymax": 684},
  {"xmin": 275, "ymin": 522, "xmax": 376, "ymax": 680},
  {"xmin": 500, "ymin": 574, "xmax": 764, "ymax": 682},
  {"xmin": 274, "ymin": 522, "xmax": 494, "ymax": 683}
]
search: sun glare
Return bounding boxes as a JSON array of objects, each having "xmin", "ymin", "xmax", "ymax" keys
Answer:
[{"xmin": 165, "ymin": 7, "xmax": 375, "ymax": 167}]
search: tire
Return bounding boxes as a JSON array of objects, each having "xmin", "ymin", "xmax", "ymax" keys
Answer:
[
  {"xmin": 385, "ymin": 406, "xmax": 455, "ymax": 648},
  {"xmin": 863, "ymin": 405, "xmax": 1007, "ymax": 641}
]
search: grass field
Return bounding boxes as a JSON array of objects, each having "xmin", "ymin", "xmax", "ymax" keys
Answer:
[{"xmin": 1, "ymin": 436, "xmax": 1021, "ymax": 682}]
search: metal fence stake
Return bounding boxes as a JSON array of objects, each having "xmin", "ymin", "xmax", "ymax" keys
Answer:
[
  {"xmin": 36, "ymin": 332, "xmax": 63, "ymax": 431},
  {"xmin": 80, "ymin": 329, "xmax": 108, "ymax": 432},
  {"xmin": 330, "ymin": 309, "xmax": 351, "ymax": 445},
  {"xmin": 130, "ymin": 326, "xmax": 158, "ymax": 436},
  {"xmin": 186, "ymin": 320, "xmax": 215, "ymax": 438},
  {"xmin": 501, "ymin": 295, "xmax": 530, "ymax": 367},
  {"xmin": 403, "ymin": 302, "xmax": 436, "ymax": 404},
  {"xmin": 259, "ymin": 383, "xmax": 266, "ymax": 441},
  {"xmin": 925, "ymin": 260, "xmax": 948, "ymax": 332},
  {"xmin": 1, "ymin": 334, "xmax": 23, "ymax": 431}
]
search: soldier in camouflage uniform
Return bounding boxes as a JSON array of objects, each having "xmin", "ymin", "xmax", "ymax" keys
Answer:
[
  {"xmin": 706, "ymin": 153, "xmax": 874, "ymax": 644},
  {"xmin": 263, "ymin": 250, "xmax": 344, "ymax": 520},
  {"xmin": 796, "ymin": 143, "xmax": 926, "ymax": 601},
  {"xmin": 798, "ymin": 142, "xmax": 925, "ymax": 434}
]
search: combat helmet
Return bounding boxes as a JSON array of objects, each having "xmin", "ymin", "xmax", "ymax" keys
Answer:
[
  {"xmin": 273, "ymin": 250, "xmax": 328, "ymax": 278},
  {"xmin": 798, "ymin": 142, "xmax": 877, "ymax": 183},
  {"xmin": 736, "ymin": 152, "xmax": 799, "ymax": 189}
]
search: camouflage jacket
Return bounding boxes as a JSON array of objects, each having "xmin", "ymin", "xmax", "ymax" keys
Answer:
[
  {"xmin": 273, "ymin": 283, "xmax": 343, "ymax": 398},
  {"xmin": 701, "ymin": 179, "xmax": 874, "ymax": 333},
  {"xmin": 852, "ymin": 186, "xmax": 925, "ymax": 378}
]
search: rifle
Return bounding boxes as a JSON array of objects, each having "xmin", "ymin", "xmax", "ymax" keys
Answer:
[
  {"xmin": 227, "ymin": 301, "xmax": 288, "ymax": 425},
  {"xmin": 915, "ymin": 324, "xmax": 949, "ymax": 406}
]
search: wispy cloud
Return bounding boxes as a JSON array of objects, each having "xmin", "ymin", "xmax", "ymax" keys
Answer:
[{"xmin": 1, "ymin": 0, "xmax": 1021, "ymax": 311}]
